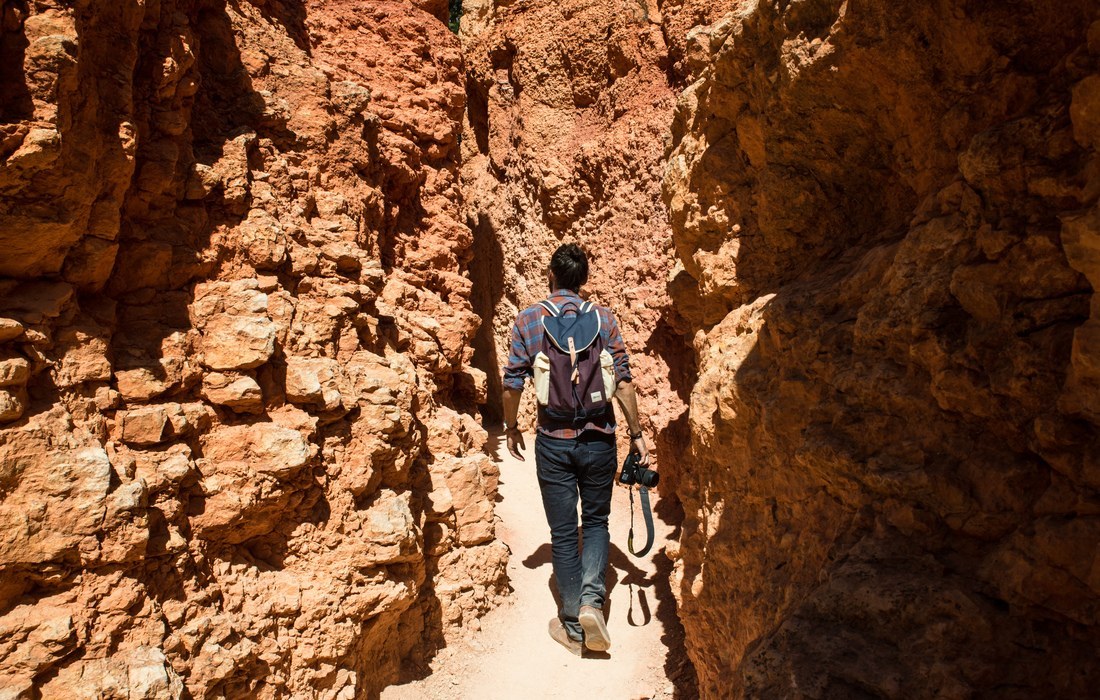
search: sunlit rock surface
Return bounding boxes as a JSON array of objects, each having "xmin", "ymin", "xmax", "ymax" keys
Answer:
[
  {"xmin": 0, "ymin": 1, "xmax": 505, "ymax": 696},
  {"xmin": 3, "ymin": 0, "xmax": 1099, "ymax": 696}
]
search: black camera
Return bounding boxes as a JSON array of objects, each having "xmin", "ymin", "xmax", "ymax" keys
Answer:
[{"xmin": 619, "ymin": 451, "xmax": 659, "ymax": 488}]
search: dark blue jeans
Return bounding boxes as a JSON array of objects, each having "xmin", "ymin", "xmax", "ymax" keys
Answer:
[{"xmin": 534, "ymin": 431, "xmax": 617, "ymax": 641}]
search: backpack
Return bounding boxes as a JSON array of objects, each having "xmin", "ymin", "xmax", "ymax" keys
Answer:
[{"xmin": 532, "ymin": 298, "xmax": 617, "ymax": 424}]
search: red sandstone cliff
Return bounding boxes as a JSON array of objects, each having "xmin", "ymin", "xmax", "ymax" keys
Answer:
[
  {"xmin": 0, "ymin": 1, "xmax": 504, "ymax": 696},
  {"xmin": 4, "ymin": 0, "xmax": 1100, "ymax": 696},
  {"xmin": 458, "ymin": 0, "xmax": 1100, "ymax": 695},
  {"xmin": 458, "ymin": 0, "xmax": 696, "ymax": 494},
  {"xmin": 665, "ymin": 1, "xmax": 1100, "ymax": 696},
  {"xmin": 454, "ymin": 0, "xmax": 734, "ymax": 692}
]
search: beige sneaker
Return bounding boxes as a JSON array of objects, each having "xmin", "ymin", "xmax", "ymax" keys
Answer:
[
  {"xmin": 578, "ymin": 605, "xmax": 611, "ymax": 651},
  {"xmin": 548, "ymin": 618, "xmax": 583, "ymax": 656}
]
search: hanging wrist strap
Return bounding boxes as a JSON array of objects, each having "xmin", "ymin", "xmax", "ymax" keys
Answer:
[{"xmin": 627, "ymin": 486, "xmax": 655, "ymax": 557}]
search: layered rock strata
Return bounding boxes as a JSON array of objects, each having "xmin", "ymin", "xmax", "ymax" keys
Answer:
[
  {"xmin": 0, "ymin": 1, "xmax": 505, "ymax": 697},
  {"xmin": 665, "ymin": 0, "xmax": 1100, "ymax": 696},
  {"xmin": 459, "ymin": 0, "xmax": 695, "ymax": 483}
]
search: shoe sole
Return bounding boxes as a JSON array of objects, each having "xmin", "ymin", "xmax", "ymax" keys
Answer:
[
  {"xmin": 578, "ymin": 608, "xmax": 611, "ymax": 651},
  {"xmin": 548, "ymin": 619, "xmax": 583, "ymax": 656}
]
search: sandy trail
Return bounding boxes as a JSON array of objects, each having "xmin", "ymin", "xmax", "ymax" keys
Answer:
[{"xmin": 382, "ymin": 431, "xmax": 694, "ymax": 700}]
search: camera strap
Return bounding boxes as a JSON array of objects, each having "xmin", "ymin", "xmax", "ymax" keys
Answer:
[{"xmin": 627, "ymin": 485, "xmax": 655, "ymax": 557}]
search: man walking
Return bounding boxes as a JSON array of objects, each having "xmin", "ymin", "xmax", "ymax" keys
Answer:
[{"xmin": 501, "ymin": 243, "xmax": 652, "ymax": 655}]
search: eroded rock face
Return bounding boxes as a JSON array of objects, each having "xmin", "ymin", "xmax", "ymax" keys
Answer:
[
  {"xmin": 459, "ymin": 0, "xmax": 698, "ymax": 482},
  {"xmin": 7, "ymin": 0, "xmax": 1100, "ymax": 695},
  {"xmin": 0, "ymin": 1, "xmax": 504, "ymax": 697},
  {"xmin": 665, "ymin": 1, "xmax": 1100, "ymax": 696}
]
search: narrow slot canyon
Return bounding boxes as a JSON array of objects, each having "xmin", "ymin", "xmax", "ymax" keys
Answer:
[{"xmin": 0, "ymin": 0, "xmax": 1098, "ymax": 698}]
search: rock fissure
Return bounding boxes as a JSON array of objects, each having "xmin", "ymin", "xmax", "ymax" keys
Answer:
[{"xmin": 1, "ymin": 0, "xmax": 1099, "ymax": 698}]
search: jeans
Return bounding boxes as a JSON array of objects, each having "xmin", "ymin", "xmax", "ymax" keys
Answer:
[{"xmin": 534, "ymin": 431, "xmax": 617, "ymax": 641}]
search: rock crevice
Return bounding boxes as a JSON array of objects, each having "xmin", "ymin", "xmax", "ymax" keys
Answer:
[{"xmin": 3, "ymin": 0, "xmax": 1100, "ymax": 697}]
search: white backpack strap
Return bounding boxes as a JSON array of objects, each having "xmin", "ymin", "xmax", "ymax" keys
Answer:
[
  {"xmin": 581, "ymin": 301, "xmax": 594, "ymax": 313},
  {"xmin": 538, "ymin": 300, "xmax": 560, "ymax": 316},
  {"xmin": 589, "ymin": 302, "xmax": 601, "ymax": 336}
]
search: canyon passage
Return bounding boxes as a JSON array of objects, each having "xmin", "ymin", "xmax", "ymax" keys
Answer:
[{"xmin": 1, "ymin": 0, "xmax": 1099, "ymax": 698}]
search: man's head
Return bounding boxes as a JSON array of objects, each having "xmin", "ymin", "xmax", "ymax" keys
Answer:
[{"xmin": 548, "ymin": 243, "xmax": 589, "ymax": 292}]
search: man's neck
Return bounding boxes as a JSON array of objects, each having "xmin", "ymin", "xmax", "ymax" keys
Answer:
[{"xmin": 550, "ymin": 288, "xmax": 580, "ymax": 296}]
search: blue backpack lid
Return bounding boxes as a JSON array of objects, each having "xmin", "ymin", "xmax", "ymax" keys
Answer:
[{"xmin": 539, "ymin": 300, "xmax": 600, "ymax": 353}]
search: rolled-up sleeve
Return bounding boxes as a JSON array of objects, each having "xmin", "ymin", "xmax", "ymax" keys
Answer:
[
  {"xmin": 605, "ymin": 311, "xmax": 632, "ymax": 383},
  {"xmin": 502, "ymin": 316, "xmax": 531, "ymax": 391}
]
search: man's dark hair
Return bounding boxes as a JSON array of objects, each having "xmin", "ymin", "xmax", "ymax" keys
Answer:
[{"xmin": 549, "ymin": 244, "xmax": 589, "ymax": 291}]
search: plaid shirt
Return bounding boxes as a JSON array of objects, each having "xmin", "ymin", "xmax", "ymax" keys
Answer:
[{"xmin": 503, "ymin": 289, "xmax": 633, "ymax": 438}]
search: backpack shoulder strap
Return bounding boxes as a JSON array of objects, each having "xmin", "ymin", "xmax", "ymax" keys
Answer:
[
  {"xmin": 582, "ymin": 302, "xmax": 601, "ymax": 337},
  {"xmin": 538, "ymin": 299, "xmax": 560, "ymax": 317}
]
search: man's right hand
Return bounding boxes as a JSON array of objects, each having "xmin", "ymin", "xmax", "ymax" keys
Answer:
[
  {"xmin": 506, "ymin": 428, "xmax": 526, "ymax": 461},
  {"xmin": 631, "ymin": 434, "xmax": 651, "ymax": 467}
]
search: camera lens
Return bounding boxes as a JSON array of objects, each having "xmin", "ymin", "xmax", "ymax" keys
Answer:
[{"xmin": 638, "ymin": 469, "xmax": 659, "ymax": 488}]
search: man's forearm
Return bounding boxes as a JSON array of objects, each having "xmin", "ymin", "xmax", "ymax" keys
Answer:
[
  {"xmin": 613, "ymin": 381, "xmax": 643, "ymax": 434},
  {"xmin": 503, "ymin": 388, "xmax": 523, "ymax": 427}
]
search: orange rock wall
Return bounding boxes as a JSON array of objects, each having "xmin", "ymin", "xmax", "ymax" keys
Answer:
[
  {"xmin": 0, "ymin": 1, "xmax": 505, "ymax": 697},
  {"xmin": 4, "ymin": 0, "xmax": 1100, "ymax": 697},
  {"xmin": 458, "ymin": 0, "xmax": 700, "ymax": 480},
  {"xmin": 665, "ymin": 1, "xmax": 1100, "ymax": 696}
]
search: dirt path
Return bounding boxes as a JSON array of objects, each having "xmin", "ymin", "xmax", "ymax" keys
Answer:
[{"xmin": 382, "ymin": 432, "xmax": 695, "ymax": 700}]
